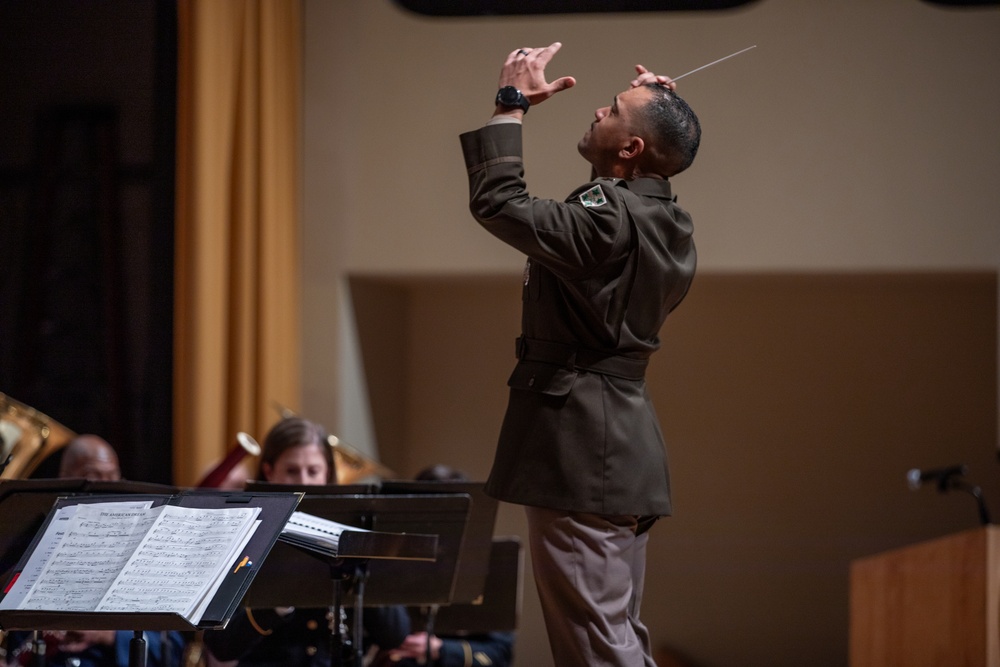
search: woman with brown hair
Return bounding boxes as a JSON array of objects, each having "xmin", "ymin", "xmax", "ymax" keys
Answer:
[{"xmin": 204, "ymin": 417, "xmax": 409, "ymax": 667}]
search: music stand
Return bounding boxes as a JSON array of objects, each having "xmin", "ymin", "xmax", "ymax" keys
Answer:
[
  {"xmin": 379, "ymin": 480, "xmax": 499, "ymax": 604},
  {"xmin": 416, "ymin": 537, "xmax": 522, "ymax": 635},
  {"xmin": 254, "ymin": 480, "xmax": 499, "ymax": 605},
  {"xmin": 243, "ymin": 485, "xmax": 465, "ymax": 667},
  {"xmin": 280, "ymin": 509, "xmax": 438, "ymax": 667},
  {"xmin": 0, "ymin": 490, "xmax": 301, "ymax": 667},
  {"xmin": 242, "ymin": 488, "xmax": 471, "ymax": 607},
  {"xmin": 247, "ymin": 480, "xmax": 380, "ymax": 496}
]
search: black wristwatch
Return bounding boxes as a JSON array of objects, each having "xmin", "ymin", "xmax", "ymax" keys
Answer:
[{"xmin": 495, "ymin": 86, "xmax": 530, "ymax": 114}]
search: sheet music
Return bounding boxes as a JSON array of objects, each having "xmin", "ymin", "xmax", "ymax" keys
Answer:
[
  {"xmin": 0, "ymin": 501, "xmax": 153, "ymax": 609},
  {"xmin": 96, "ymin": 505, "xmax": 260, "ymax": 623},
  {"xmin": 7, "ymin": 502, "xmax": 260, "ymax": 623},
  {"xmin": 188, "ymin": 519, "xmax": 261, "ymax": 624},
  {"xmin": 17, "ymin": 503, "xmax": 163, "ymax": 611},
  {"xmin": 282, "ymin": 511, "xmax": 370, "ymax": 552}
]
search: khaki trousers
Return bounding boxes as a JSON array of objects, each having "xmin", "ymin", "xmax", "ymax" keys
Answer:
[{"xmin": 525, "ymin": 506, "xmax": 656, "ymax": 667}]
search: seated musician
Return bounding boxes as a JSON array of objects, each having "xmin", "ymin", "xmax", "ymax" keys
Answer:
[{"xmin": 203, "ymin": 417, "xmax": 410, "ymax": 667}]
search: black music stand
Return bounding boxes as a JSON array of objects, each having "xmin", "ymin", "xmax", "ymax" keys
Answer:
[
  {"xmin": 248, "ymin": 480, "xmax": 498, "ymax": 606},
  {"xmin": 0, "ymin": 491, "xmax": 301, "ymax": 667},
  {"xmin": 243, "ymin": 484, "xmax": 467, "ymax": 667},
  {"xmin": 415, "ymin": 537, "xmax": 522, "ymax": 635},
  {"xmin": 278, "ymin": 511, "xmax": 437, "ymax": 667},
  {"xmin": 246, "ymin": 480, "xmax": 380, "ymax": 496},
  {"xmin": 379, "ymin": 480, "xmax": 499, "ymax": 604},
  {"xmin": 242, "ymin": 486, "xmax": 473, "ymax": 607},
  {"xmin": 399, "ymin": 537, "xmax": 522, "ymax": 667}
]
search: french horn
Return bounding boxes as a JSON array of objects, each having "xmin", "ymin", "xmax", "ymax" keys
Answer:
[
  {"xmin": 0, "ymin": 392, "xmax": 76, "ymax": 480},
  {"xmin": 327, "ymin": 434, "xmax": 394, "ymax": 484}
]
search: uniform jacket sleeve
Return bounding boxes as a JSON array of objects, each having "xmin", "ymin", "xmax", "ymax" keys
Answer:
[
  {"xmin": 436, "ymin": 632, "xmax": 515, "ymax": 667},
  {"xmin": 460, "ymin": 122, "xmax": 631, "ymax": 282}
]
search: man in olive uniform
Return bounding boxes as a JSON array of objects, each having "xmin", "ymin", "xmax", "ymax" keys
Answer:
[{"xmin": 460, "ymin": 43, "xmax": 700, "ymax": 666}]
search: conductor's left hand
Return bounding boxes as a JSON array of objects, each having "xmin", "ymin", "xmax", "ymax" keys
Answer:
[{"xmin": 497, "ymin": 42, "xmax": 576, "ymax": 107}]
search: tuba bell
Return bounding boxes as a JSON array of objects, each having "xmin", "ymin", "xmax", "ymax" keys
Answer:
[{"xmin": 0, "ymin": 392, "xmax": 76, "ymax": 479}]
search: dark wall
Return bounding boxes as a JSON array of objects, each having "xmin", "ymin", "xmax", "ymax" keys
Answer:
[{"xmin": 0, "ymin": 0, "xmax": 176, "ymax": 483}]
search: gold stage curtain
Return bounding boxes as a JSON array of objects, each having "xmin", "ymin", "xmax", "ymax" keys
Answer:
[{"xmin": 174, "ymin": 0, "xmax": 301, "ymax": 485}]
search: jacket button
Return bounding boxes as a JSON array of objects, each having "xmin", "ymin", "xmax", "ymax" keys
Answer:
[
  {"xmin": 306, "ymin": 646, "xmax": 318, "ymax": 656},
  {"xmin": 306, "ymin": 619, "xmax": 318, "ymax": 630},
  {"xmin": 528, "ymin": 376, "xmax": 535, "ymax": 387}
]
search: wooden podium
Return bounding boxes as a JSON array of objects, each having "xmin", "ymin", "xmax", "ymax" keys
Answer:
[{"xmin": 849, "ymin": 525, "xmax": 1000, "ymax": 666}]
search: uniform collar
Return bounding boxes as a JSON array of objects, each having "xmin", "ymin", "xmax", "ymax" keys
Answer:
[{"xmin": 604, "ymin": 177, "xmax": 674, "ymax": 200}]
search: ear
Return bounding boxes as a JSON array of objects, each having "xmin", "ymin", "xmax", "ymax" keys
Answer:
[
  {"xmin": 261, "ymin": 462, "xmax": 273, "ymax": 481},
  {"xmin": 620, "ymin": 136, "xmax": 645, "ymax": 160}
]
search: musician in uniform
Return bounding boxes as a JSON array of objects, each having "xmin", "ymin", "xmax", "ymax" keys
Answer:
[{"xmin": 203, "ymin": 417, "xmax": 410, "ymax": 667}]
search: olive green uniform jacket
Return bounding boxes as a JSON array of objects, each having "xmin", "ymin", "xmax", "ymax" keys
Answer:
[{"xmin": 460, "ymin": 122, "xmax": 695, "ymax": 517}]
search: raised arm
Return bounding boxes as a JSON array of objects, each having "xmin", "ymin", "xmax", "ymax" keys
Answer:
[{"xmin": 493, "ymin": 42, "xmax": 576, "ymax": 119}]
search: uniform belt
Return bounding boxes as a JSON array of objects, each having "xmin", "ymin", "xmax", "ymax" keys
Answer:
[{"xmin": 515, "ymin": 336, "xmax": 648, "ymax": 381}]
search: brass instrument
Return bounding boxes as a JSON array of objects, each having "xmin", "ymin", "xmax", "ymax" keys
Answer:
[
  {"xmin": 194, "ymin": 431, "xmax": 261, "ymax": 488},
  {"xmin": 0, "ymin": 392, "xmax": 76, "ymax": 479},
  {"xmin": 328, "ymin": 434, "xmax": 394, "ymax": 484}
]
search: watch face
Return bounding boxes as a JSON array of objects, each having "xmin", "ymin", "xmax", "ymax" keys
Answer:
[
  {"xmin": 496, "ymin": 86, "xmax": 528, "ymax": 112},
  {"xmin": 498, "ymin": 86, "xmax": 520, "ymax": 105}
]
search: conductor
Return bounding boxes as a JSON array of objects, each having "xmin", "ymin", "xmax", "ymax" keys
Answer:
[{"xmin": 460, "ymin": 43, "xmax": 700, "ymax": 666}]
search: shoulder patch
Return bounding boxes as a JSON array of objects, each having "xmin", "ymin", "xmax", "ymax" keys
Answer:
[{"xmin": 579, "ymin": 185, "xmax": 607, "ymax": 208}]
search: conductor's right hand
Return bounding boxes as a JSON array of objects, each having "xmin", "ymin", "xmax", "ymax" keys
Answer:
[{"xmin": 630, "ymin": 64, "xmax": 677, "ymax": 91}]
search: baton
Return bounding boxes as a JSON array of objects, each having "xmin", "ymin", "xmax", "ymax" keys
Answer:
[{"xmin": 671, "ymin": 45, "xmax": 756, "ymax": 82}]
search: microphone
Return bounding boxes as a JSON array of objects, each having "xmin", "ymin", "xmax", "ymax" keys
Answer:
[{"xmin": 906, "ymin": 464, "xmax": 968, "ymax": 491}]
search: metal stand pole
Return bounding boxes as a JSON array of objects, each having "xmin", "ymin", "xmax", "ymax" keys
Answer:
[{"xmin": 128, "ymin": 630, "xmax": 146, "ymax": 667}]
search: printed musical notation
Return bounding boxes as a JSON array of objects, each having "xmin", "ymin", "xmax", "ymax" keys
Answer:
[
  {"xmin": 0, "ymin": 501, "xmax": 155, "ymax": 609},
  {"xmin": 0, "ymin": 501, "xmax": 261, "ymax": 625}
]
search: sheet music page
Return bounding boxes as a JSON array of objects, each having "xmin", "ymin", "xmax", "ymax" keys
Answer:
[
  {"xmin": 0, "ymin": 501, "xmax": 153, "ymax": 609},
  {"xmin": 16, "ymin": 503, "xmax": 164, "ymax": 611},
  {"xmin": 282, "ymin": 511, "xmax": 369, "ymax": 551},
  {"xmin": 96, "ymin": 504, "xmax": 260, "ymax": 622},
  {"xmin": 187, "ymin": 518, "xmax": 261, "ymax": 624}
]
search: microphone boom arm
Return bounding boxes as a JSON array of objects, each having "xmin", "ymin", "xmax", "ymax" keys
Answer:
[{"xmin": 941, "ymin": 476, "xmax": 992, "ymax": 526}]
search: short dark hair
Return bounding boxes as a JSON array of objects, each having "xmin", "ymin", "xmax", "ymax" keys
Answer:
[
  {"xmin": 258, "ymin": 416, "xmax": 336, "ymax": 483},
  {"xmin": 638, "ymin": 83, "xmax": 701, "ymax": 177}
]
